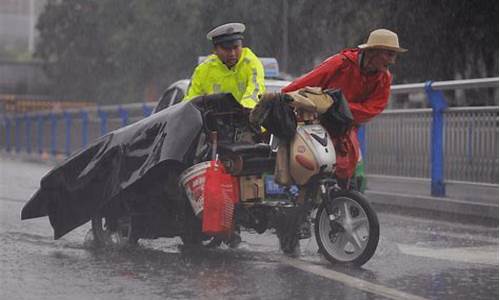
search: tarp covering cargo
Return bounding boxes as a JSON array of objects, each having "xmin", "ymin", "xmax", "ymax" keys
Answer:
[{"xmin": 21, "ymin": 93, "xmax": 245, "ymax": 239}]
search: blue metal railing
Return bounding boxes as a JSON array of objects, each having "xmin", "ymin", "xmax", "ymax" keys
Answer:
[
  {"xmin": 81, "ymin": 110, "xmax": 88, "ymax": 148},
  {"xmin": 358, "ymin": 78, "xmax": 498, "ymax": 192},
  {"xmin": 36, "ymin": 114, "xmax": 43, "ymax": 154},
  {"xmin": 1, "ymin": 78, "xmax": 498, "ymax": 195},
  {"xmin": 425, "ymin": 81, "xmax": 448, "ymax": 196}
]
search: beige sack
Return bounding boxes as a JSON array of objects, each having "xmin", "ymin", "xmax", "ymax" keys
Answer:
[
  {"xmin": 274, "ymin": 142, "xmax": 293, "ymax": 185},
  {"xmin": 286, "ymin": 86, "xmax": 334, "ymax": 114},
  {"xmin": 286, "ymin": 90, "xmax": 317, "ymax": 112}
]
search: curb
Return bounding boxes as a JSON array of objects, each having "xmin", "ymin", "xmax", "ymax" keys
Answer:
[
  {"xmin": 366, "ymin": 190, "xmax": 499, "ymax": 220},
  {"xmin": 1, "ymin": 151, "xmax": 62, "ymax": 166}
]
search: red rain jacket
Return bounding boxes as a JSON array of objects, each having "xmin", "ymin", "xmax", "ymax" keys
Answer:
[
  {"xmin": 282, "ymin": 48, "xmax": 392, "ymax": 124},
  {"xmin": 282, "ymin": 48, "xmax": 392, "ymax": 180}
]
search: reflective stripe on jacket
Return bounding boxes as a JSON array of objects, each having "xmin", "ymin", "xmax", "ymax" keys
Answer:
[{"xmin": 183, "ymin": 47, "xmax": 265, "ymax": 109}]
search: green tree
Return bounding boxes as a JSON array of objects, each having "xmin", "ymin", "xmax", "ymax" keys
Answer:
[
  {"xmin": 35, "ymin": 0, "xmax": 498, "ymax": 104},
  {"xmin": 36, "ymin": 0, "xmax": 113, "ymax": 101}
]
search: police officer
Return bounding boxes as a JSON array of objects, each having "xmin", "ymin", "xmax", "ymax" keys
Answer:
[{"xmin": 183, "ymin": 23, "xmax": 265, "ymax": 109}]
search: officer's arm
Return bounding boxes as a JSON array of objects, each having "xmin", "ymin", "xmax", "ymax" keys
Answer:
[
  {"xmin": 183, "ymin": 66, "xmax": 205, "ymax": 101},
  {"xmin": 240, "ymin": 59, "xmax": 265, "ymax": 109}
]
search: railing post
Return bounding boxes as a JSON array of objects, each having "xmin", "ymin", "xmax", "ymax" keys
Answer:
[
  {"xmin": 37, "ymin": 114, "xmax": 44, "ymax": 154},
  {"xmin": 31, "ymin": 115, "xmax": 38, "ymax": 153},
  {"xmin": 357, "ymin": 125, "xmax": 366, "ymax": 158},
  {"xmin": 98, "ymin": 109, "xmax": 108, "ymax": 136},
  {"xmin": 143, "ymin": 103, "xmax": 153, "ymax": 117},
  {"xmin": 50, "ymin": 112, "xmax": 58, "ymax": 156},
  {"xmin": 356, "ymin": 125, "xmax": 367, "ymax": 192},
  {"xmin": 5, "ymin": 117, "xmax": 11, "ymax": 152},
  {"xmin": 425, "ymin": 81, "xmax": 448, "ymax": 197},
  {"xmin": 64, "ymin": 111, "xmax": 72, "ymax": 157},
  {"xmin": 118, "ymin": 106, "xmax": 128, "ymax": 127},
  {"xmin": 24, "ymin": 113, "xmax": 32, "ymax": 154},
  {"xmin": 15, "ymin": 115, "xmax": 21, "ymax": 153},
  {"xmin": 80, "ymin": 110, "xmax": 88, "ymax": 147}
]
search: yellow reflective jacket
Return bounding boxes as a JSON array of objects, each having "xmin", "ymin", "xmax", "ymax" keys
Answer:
[{"xmin": 183, "ymin": 48, "xmax": 265, "ymax": 109}]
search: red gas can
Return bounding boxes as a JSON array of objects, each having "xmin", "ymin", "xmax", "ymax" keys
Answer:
[{"xmin": 202, "ymin": 161, "xmax": 239, "ymax": 237}]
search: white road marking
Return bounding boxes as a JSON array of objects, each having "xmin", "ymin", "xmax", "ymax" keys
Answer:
[
  {"xmin": 378, "ymin": 212, "xmax": 499, "ymax": 233},
  {"xmin": 406, "ymin": 228, "xmax": 498, "ymax": 244},
  {"xmin": 278, "ymin": 256, "xmax": 429, "ymax": 300},
  {"xmin": 397, "ymin": 244, "xmax": 499, "ymax": 266}
]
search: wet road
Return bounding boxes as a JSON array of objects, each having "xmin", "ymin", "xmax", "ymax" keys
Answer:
[{"xmin": 0, "ymin": 156, "xmax": 498, "ymax": 300}]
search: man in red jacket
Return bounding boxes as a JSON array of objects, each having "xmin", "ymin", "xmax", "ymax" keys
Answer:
[{"xmin": 282, "ymin": 28, "xmax": 406, "ymax": 188}]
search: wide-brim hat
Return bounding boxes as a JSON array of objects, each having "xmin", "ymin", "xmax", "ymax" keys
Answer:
[
  {"xmin": 207, "ymin": 23, "xmax": 245, "ymax": 47},
  {"xmin": 358, "ymin": 29, "xmax": 407, "ymax": 53}
]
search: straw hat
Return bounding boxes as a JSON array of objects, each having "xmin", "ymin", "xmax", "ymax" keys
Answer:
[{"xmin": 358, "ymin": 29, "xmax": 407, "ymax": 53}]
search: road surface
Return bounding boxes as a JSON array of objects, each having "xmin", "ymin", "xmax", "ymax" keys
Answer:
[{"xmin": 0, "ymin": 156, "xmax": 497, "ymax": 299}]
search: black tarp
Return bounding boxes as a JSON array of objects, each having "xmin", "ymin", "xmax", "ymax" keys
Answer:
[
  {"xmin": 250, "ymin": 93, "xmax": 297, "ymax": 142},
  {"xmin": 21, "ymin": 93, "xmax": 243, "ymax": 239}
]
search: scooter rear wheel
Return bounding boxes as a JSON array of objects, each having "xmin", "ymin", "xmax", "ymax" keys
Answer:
[
  {"xmin": 91, "ymin": 216, "xmax": 136, "ymax": 247},
  {"xmin": 314, "ymin": 190, "xmax": 379, "ymax": 266}
]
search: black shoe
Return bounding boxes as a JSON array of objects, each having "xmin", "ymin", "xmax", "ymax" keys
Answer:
[
  {"xmin": 297, "ymin": 220, "xmax": 312, "ymax": 240},
  {"xmin": 205, "ymin": 237, "xmax": 223, "ymax": 248},
  {"xmin": 227, "ymin": 232, "xmax": 242, "ymax": 248}
]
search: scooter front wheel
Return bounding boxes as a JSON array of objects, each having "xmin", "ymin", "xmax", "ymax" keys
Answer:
[{"xmin": 314, "ymin": 190, "xmax": 379, "ymax": 266}]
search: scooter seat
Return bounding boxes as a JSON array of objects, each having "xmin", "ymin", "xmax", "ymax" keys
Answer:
[
  {"xmin": 236, "ymin": 156, "xmax": 275, "ymax": 176},
  {"xmin": 218, "ymin": 143, "xmax": 271, "ymax": 157}
]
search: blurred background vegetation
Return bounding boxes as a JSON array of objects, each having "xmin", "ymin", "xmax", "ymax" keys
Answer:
[{"xmin": 1, "ymin": 0, "xmax": 498, "ymax": 104}]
